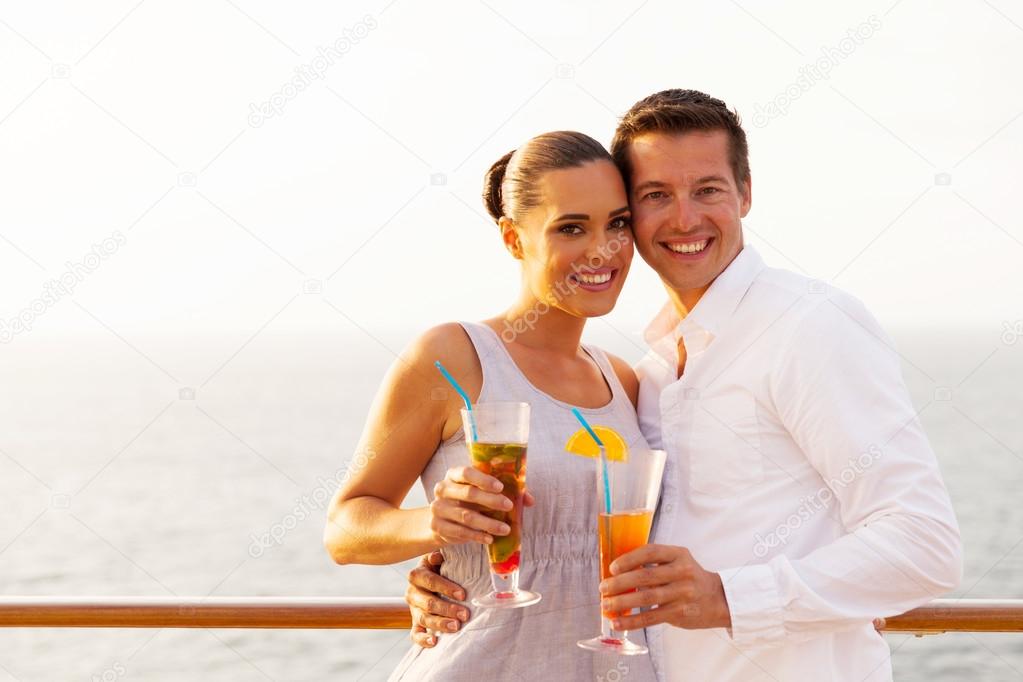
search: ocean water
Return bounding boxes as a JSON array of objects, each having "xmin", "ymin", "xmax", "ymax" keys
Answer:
[{"xmin": 1, "ymin": 326, "xmax": 1021, "ymax": 681}]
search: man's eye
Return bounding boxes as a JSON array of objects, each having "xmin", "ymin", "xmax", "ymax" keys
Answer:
[
  {"xmin": 698, "ymin": 187, "xmax": 721, "ymax": 196},
  {"xmin": 643, "ymin": 191, "xmax": 666, "ymax": 200}
]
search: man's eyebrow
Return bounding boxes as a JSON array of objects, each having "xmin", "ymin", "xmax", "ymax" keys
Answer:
[
  {"xmin": 634, "ymin": 176, "xmax": 731, "ymax": 193},
  {"xmin": 695, "ymin": 174, "xmax": 730, "ymax": 185},
  {"xmin": 633, "ymin": 180, "xmax": 668, "ymax": 194}
]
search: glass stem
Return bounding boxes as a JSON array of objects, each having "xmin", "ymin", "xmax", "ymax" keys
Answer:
[
  {"xmin": 602, "ymin": 613, "xmax": 627, "ymax": 643},
  {"xmin": 490, "ymin": 568, "xmax": 519, "ymax": 598}
]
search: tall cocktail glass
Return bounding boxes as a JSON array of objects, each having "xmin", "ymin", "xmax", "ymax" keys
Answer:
[
  {"xmin": 578, "ymin": 448, "xmax": 666, "ymax": 655},
  {"xmin": 461, "ymin": 402, "xmax": 541, "ymax": 609}
]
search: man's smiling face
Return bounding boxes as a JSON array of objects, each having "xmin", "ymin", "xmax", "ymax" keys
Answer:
[{"xmin": 627, "ymin": 129, "xmax": 752, "ymax": 306}]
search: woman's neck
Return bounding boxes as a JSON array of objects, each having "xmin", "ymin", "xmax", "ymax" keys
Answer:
[{"xmin": 495, "ymin": 291, "xmax": 586, "ymax": 358}]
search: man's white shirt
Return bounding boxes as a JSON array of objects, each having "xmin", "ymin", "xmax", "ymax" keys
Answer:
[{"xmin": 636, "ymin": 245, "xmax": 962, "ymax": 682}]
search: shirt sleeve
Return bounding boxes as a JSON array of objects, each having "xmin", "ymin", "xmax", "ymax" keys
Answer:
[{"xmin": 719, "ymin": 293, "xmax": 962, "ymax": 649}]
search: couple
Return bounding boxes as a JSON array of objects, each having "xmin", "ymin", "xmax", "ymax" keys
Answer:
[{"xmin": 324, "ymin": 89, "xmax": 962, "ymax": 681}]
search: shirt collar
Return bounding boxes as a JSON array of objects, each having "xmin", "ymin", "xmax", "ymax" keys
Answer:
[{"xmin": 644, "ymin": 244, "xmax": 765, "ymax": 350}]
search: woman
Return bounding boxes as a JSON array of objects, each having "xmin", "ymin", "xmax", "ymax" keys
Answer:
[{"xmin": 323, "ymin": 131, "xmax": 659, "ymax": 680}]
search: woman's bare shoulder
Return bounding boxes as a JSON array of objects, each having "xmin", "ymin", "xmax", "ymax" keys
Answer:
[
  {"xmin": 402, "ymin": 322, "xmax": 482, "ymax": 399},
  {"xmin": 605, "ymin": 351, "xmax": 639, "ymax": 409}
]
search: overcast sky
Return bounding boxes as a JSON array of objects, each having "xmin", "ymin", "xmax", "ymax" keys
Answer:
[{"xmin": 1, "ymin": 0, "xmax": 1020, "ymax": 352}]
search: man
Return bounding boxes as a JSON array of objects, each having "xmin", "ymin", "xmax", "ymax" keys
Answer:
[{"xmin": 405, "ymin": 89, "xmax": 961, "ymax": 681}]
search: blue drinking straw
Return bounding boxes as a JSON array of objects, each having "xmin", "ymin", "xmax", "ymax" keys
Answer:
[
  {"xmin": 435, "ymin": 361, "xmax": 478, "ymax": 442},
  {"xmin": 571, "ymin": 408, "xmax": 612, "ymax": 516}
]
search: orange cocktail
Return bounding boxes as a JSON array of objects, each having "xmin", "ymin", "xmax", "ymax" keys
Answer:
[{"xmin": 598, "ymin": 510, "xmax": 654, "ymax": 619}]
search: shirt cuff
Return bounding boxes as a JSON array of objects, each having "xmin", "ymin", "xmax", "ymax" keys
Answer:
[{"xmin": 718, "ymin": 563, "xmax": 787, "ymax": 648}]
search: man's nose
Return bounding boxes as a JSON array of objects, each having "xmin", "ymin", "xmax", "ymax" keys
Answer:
[{"xmin": 670, "ymin": 194, "xmax": 702, "ymax": 232}]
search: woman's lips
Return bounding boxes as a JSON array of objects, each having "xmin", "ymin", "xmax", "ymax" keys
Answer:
[{"xmin": 569, "ymin": 268, "xmax": 618, "ymax": 292}]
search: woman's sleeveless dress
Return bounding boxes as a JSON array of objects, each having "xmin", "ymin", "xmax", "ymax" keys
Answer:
[{"xmin": 389, "ymin": 322, "xmax": 659, "ymax": 681}]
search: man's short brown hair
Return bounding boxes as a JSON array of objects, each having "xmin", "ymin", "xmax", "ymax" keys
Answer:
[{"xmin": 611, "ymin": 89, "xmax": 750, "ymax": 197}]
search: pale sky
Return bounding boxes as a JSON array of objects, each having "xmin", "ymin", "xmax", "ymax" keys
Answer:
[{"xmin": 1, "ymin": 0, "xmax": 1021, "ymax": 349}]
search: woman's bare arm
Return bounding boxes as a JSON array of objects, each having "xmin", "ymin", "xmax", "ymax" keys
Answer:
[{"xmin": 323, "ymin": 324, "xmax": 509, "ymax": 565}]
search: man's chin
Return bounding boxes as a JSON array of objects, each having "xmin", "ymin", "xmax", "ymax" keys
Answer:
[{"xmin": 660, "ymin": 268, "xmax": 714, "ymax": 297}]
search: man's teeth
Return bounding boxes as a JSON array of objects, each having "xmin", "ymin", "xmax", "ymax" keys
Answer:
[
  {"xmin": 576, "ymin": 272, "xmax": 613, "ymax": 285},
  {"xmin": 666, "ymin": 239, "xmax": 709, "ymax": 254}
]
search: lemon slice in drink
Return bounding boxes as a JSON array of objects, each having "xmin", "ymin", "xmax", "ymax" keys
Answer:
[{"xmin": 565, "ymin": 426, "xmax": 628, "ymax": 462}]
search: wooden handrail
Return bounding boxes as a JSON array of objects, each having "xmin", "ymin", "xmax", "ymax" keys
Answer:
[
  {"xmin": 0, "ymin": 597, "xmax": 1020, "ymax": 634},
  {"xmin": 0, "ymin": 597, "xmax": 410, "ymax": 629},
  {"xmin": 882, "ymin": 599, "xmax": 1023, "ymax": 634}
]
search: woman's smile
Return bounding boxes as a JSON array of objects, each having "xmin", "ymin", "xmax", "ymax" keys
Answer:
[{"xmin": 569, "ymin": 267, "xmax": 620, "ymax": 292}]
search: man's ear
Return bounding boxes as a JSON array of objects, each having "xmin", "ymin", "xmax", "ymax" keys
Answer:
[
  {"xmin": 740, "ymin": 176, "xmax": 752, "ymax": 218},
  {"xmin": 499, "ymin": 217, "xmax": 523, "ymax": 259}
]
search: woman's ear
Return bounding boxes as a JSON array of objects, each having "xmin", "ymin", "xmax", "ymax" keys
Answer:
[{"xmin": 499, "ymin": 217, "xmax": 523, "ymax": 260}]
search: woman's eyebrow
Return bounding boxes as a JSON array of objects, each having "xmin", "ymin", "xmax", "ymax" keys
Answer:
[{"xmin": 552, "ymin": 207, "xmax": 629, "ymax": 222}]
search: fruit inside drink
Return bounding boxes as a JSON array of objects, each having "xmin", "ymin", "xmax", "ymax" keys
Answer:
[
  {"xmin": 469, "ymin": 442, "xmax": 527, "ymax": 575},
  {"xmin": 598, "ymin": 510, "xmax": 654, "ymax": 619}
]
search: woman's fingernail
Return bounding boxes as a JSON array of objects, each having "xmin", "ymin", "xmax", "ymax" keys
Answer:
[
  {"xmin": 492, "ymin": 482, "xmax": 503, "ymax": 492},
  {"xmin": 458, "ymin": 609, "xmax": 468, "ymax": 621},
  {"xmin": 427, "ymin": 636, "xmax": 435, "ymax": 645},
  {"xmin": 498, "ymin": 524, "xmax": 510, "ymax": 534},
  {"xmin": 483, "ymin": 535, "xmax": 493, "ymax": 544},
  {"xmin": 503, "ymin": 499, "xmax": 513, "ymax": 510},
  {"xmin": 612, "ymin": 620, "xmax": 622, "ymax": 629},
  {"xmin": 446, "ymin": 620, "xmax": 458, "ymax": 632},
  {"xmin": 602, "ymin": 600, "xmax": 611, "ymax": 611},
  {"xmin": 455, "ymin": 591, "xmax": 466, "ymax": 601}
]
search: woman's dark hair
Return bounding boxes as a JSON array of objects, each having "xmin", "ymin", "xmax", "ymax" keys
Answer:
[{"xmin": 482, "ymin": 131, "xmax": 612, "ymax": 224}]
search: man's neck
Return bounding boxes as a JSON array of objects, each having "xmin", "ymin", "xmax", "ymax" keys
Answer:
[{"xmin": 665, "ymin": 284, "xmax": 709, "ymax": 322}]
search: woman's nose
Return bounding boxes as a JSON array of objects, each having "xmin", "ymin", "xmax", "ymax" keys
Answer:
[{"xmin": 585, "ymin": 231, "xmax": 614, "ymax": 264}]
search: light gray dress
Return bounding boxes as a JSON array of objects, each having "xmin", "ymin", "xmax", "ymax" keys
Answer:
[{"xmin": 389, "ymin": 321, "xmax": 659, "ymax": 682}]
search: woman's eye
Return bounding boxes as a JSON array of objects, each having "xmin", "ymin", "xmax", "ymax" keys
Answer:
[
  {"xmin": 609, "ymin": 216, "xmax": 631, "ymax": 230},
  {"xmin": 558, "ymin": 224, "xmax": 583, "ymax": 235}
]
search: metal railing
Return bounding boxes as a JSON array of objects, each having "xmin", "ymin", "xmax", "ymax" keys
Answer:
[{"xmin": 1, "ymin": 597, "xmax": 1021, "ymax": 635}]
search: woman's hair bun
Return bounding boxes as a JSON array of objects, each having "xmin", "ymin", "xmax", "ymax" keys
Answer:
[{"xmin": 482, "ymin": 149, "xmax": 515, "ymax": 223}]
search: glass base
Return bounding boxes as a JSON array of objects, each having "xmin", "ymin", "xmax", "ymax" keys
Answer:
[
  {"xmin": 471, "ymin": 589, "xmax": 542, "ymax": 609},
  {"xmin": 577, "ymin": 635, "xmax": 649, "ymax": 656}
]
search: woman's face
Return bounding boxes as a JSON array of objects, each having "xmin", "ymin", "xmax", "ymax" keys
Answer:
[{"xmin": 505, "ymin": 160, "xmax": 634, "ymax": 319}]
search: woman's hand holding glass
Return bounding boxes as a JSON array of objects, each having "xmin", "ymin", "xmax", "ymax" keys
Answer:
[{"xmin": 429, "ymin": 466, "xmax": 531, "ymax": 547}]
